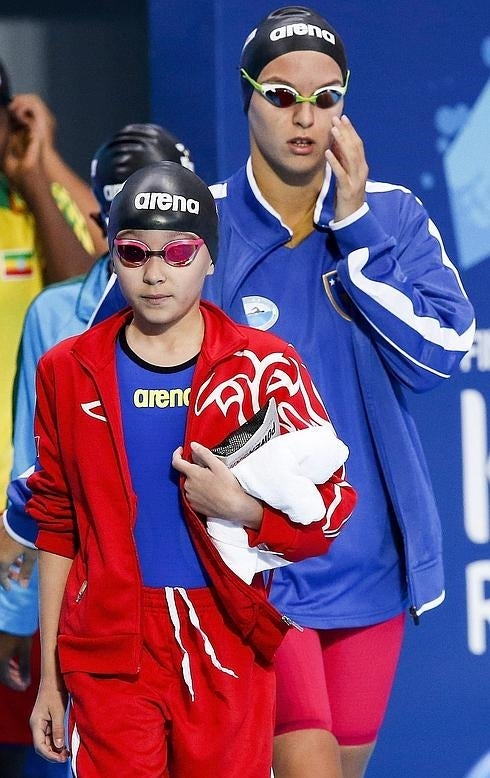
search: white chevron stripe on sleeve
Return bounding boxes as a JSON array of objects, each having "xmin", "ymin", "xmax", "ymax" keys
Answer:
[{"xmin": 346, "ymin": 246, "xmax": 474, "ymax": 353}]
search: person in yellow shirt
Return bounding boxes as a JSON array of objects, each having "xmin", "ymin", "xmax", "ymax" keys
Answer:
[{"xmin": 0, "ymin": 58, "xmax": 106, "ymax": 503}]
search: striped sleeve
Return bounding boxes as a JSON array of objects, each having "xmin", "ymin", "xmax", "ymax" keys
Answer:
[{"xmin": 334, "ymin": 184, "xmax": 475, "ymax": 391}]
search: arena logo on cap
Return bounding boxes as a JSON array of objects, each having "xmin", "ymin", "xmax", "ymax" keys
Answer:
[
  {"xmin": 270, "ymin": 23, "xmax": 336, "ymax": 45},
  {"xmin": 104, "ymin": 183, "xmax": 124, "ymax": 202},
  {"xmin": 134, "ymin": 192, "xmax": 200, "ymax": 214}
]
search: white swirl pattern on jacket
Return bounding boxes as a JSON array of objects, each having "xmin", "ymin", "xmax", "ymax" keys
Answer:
[{"xmin": 194, "ymin": 349, "xmax": 327, "ymax": 431}]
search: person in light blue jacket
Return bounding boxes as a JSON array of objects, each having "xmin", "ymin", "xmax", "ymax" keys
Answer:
[{"xmin": 203, "ymin": 7, "xmax": 475, "ymax": 778}]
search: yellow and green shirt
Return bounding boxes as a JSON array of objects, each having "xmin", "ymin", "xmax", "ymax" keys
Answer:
[{"xmin": 0, "ymin": 173, "xmax": 94, "ymax": 501}]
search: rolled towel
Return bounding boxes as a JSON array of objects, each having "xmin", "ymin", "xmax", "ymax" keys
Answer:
[
  {"xmin": 207, "ymin": 517, "xmax": 292, "ymax": 584},
  {"xmin": 233, "ymin": 425, "xmax": 349, "ymax": 525}
]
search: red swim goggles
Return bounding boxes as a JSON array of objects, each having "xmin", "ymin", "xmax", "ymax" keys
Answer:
[{"xmin": 113, "ymin": 237, "xmax": 205, "ymax": 268}]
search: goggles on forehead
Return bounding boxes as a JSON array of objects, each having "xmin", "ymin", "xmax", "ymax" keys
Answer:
[
  {"xmin": 241, "ymin": 67, "xmax": 349, "ymax": 109},
  {"xmin": 113, "ymin": 237, "xmax": 205, "ymax": 268}
]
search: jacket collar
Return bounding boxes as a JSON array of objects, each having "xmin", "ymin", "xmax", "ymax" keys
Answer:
[
  {"xmin": 210, "ymin": 160, "xmax": 336, "ymax": 305},
  {"xmin": 235, "ymin": 157, "xmax": 337, "ymax": 238},
  {"xmin": 70, "ymin": 299, "xmax": 249, "ymax": 374},
  {"xmin": 75, "ymin": 254, "xmax": 112, "ymax": 324}
]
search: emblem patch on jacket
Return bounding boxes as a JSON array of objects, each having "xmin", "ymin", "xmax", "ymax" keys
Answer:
[{"xmin": 242, "ymin": 295, "xmax": 279, "ymax": 330}]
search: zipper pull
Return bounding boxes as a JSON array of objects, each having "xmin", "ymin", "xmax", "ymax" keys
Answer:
[
  {"xmin": 282, "ymin": 614, "xmax": 304, "ymax": 632},
  {"xmin": 76, "ymin": 580, "xmax": 88, "ymax": 603},
  {"xmin": 409, "ymin": 606, "xmax": 420, "ymax": 626}
]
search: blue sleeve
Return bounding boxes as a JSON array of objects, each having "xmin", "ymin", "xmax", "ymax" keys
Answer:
[
  {"xmin": 5, "ymin": 471, "xmax": 37, "ymax": 545},
  {"xmin": 334, "ymin": 191, "xmax": 475, "ymax": 392},
  {"xmin": 7, "ymin": 299, "xmax": 51, "ymax": 544},
  {"xmin": 8, "ymin": 293, "xmax": 58, "ymax": 543},
  {"xmin": 0, "ymin": 562, "xmax": 38, "ymax": 635},
  {"xmin": 11, "ymin": 301, "xmax": 48, "ymax": 478}
]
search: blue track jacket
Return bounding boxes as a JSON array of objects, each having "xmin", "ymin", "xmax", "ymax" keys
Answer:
[{"xmin": 203, "ymin": 160, "xmax": 475, "ymax": 624}]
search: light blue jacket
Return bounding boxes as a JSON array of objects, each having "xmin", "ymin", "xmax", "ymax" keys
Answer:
[{"xmin": 1, "ymin": 256, "xmax": 110, "ymax": 634}]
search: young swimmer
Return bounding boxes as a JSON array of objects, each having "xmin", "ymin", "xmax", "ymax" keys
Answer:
[
  {"xmin": 0, "ymin": 124, "xmax": 195, "ymax": 778},
  {"xmin": 27, "ymin": 161, "xmax": 356, "ymax": 777}
]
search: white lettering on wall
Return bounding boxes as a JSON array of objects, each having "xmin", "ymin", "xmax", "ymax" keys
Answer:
[
  {"xmin": 461, "ymin": 389, "xmax": 490, "ymax": 655},
  {"xmin": 461, "ymin": 389, "xmax": 490, "ymax": 543},
  {"xmin": 460, "ymin": 329, "xmax": 490, "ymax": 372},
  {"xmin": 466, "ymin": 561, "xmax": 490, "ymax": 655}
]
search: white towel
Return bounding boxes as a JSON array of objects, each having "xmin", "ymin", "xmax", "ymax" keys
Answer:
[
  {"xmin": 233, "ymin": 424, "xmax": 349, "ymax": 525},
  {"xmin": 207, "ymin": 518, "xmax": 291, "ymax": 584},
  {"xmin": 207, "ymin": 425, "xmax": 349, "ymax": 581}
]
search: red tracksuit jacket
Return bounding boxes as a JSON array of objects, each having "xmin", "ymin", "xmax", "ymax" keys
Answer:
[{"xmin": 27, "ymin": 302, "xmax": 356, "ymax": 672}]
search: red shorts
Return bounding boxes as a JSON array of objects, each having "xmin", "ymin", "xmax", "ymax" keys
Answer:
[
  {"xmin": 274, "ymin": 613, "xmax": 405, "ymax": 746},
  {"xmin": 65, "ymin": 586, "xmax": 275, "ymax": 777}
]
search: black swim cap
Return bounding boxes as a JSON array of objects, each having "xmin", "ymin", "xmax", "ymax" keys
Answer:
[
  {"xmin": 240, "ymin": 6, "xmax": 348, "ymax": 111},
  {"xmin": 0, "ymin": 59, "xmax": 12, "ymax": 106},
  {"xmin": 91, "ymin": 123, "xmax": 194, "ymax": 220},
  {"xmin": 108, "ymin": 161, "xmax": 218, "ymax": 264}
]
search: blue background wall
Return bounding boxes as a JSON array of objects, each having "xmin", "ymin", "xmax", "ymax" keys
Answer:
[{"xmin": 148, "ymin": 2, "xmax": 490, "ymax": 776}]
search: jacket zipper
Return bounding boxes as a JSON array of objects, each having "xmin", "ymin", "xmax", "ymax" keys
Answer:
[
  {"xmin": 282, "ymin": 614, "xmax": 304, "ymax": 631},
  {"xmin": 409, "ymin": 606, "xmax": 420, "ymax": 626},
  {"xmin": 75, "ymin": 580, "xmax": 87, "ymax": 603}
]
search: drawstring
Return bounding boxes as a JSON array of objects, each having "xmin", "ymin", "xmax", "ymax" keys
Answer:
[
  {"xmin": 71, "ymin": 721, "xmax": 80, "ymax": 777},
  {"xmin": 164, "ymin": 587, "xmax": 238, "ymax": 701},
  {"xmin": 165, "ymin": 587, "xmax": 194, "ymax": 699}
]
